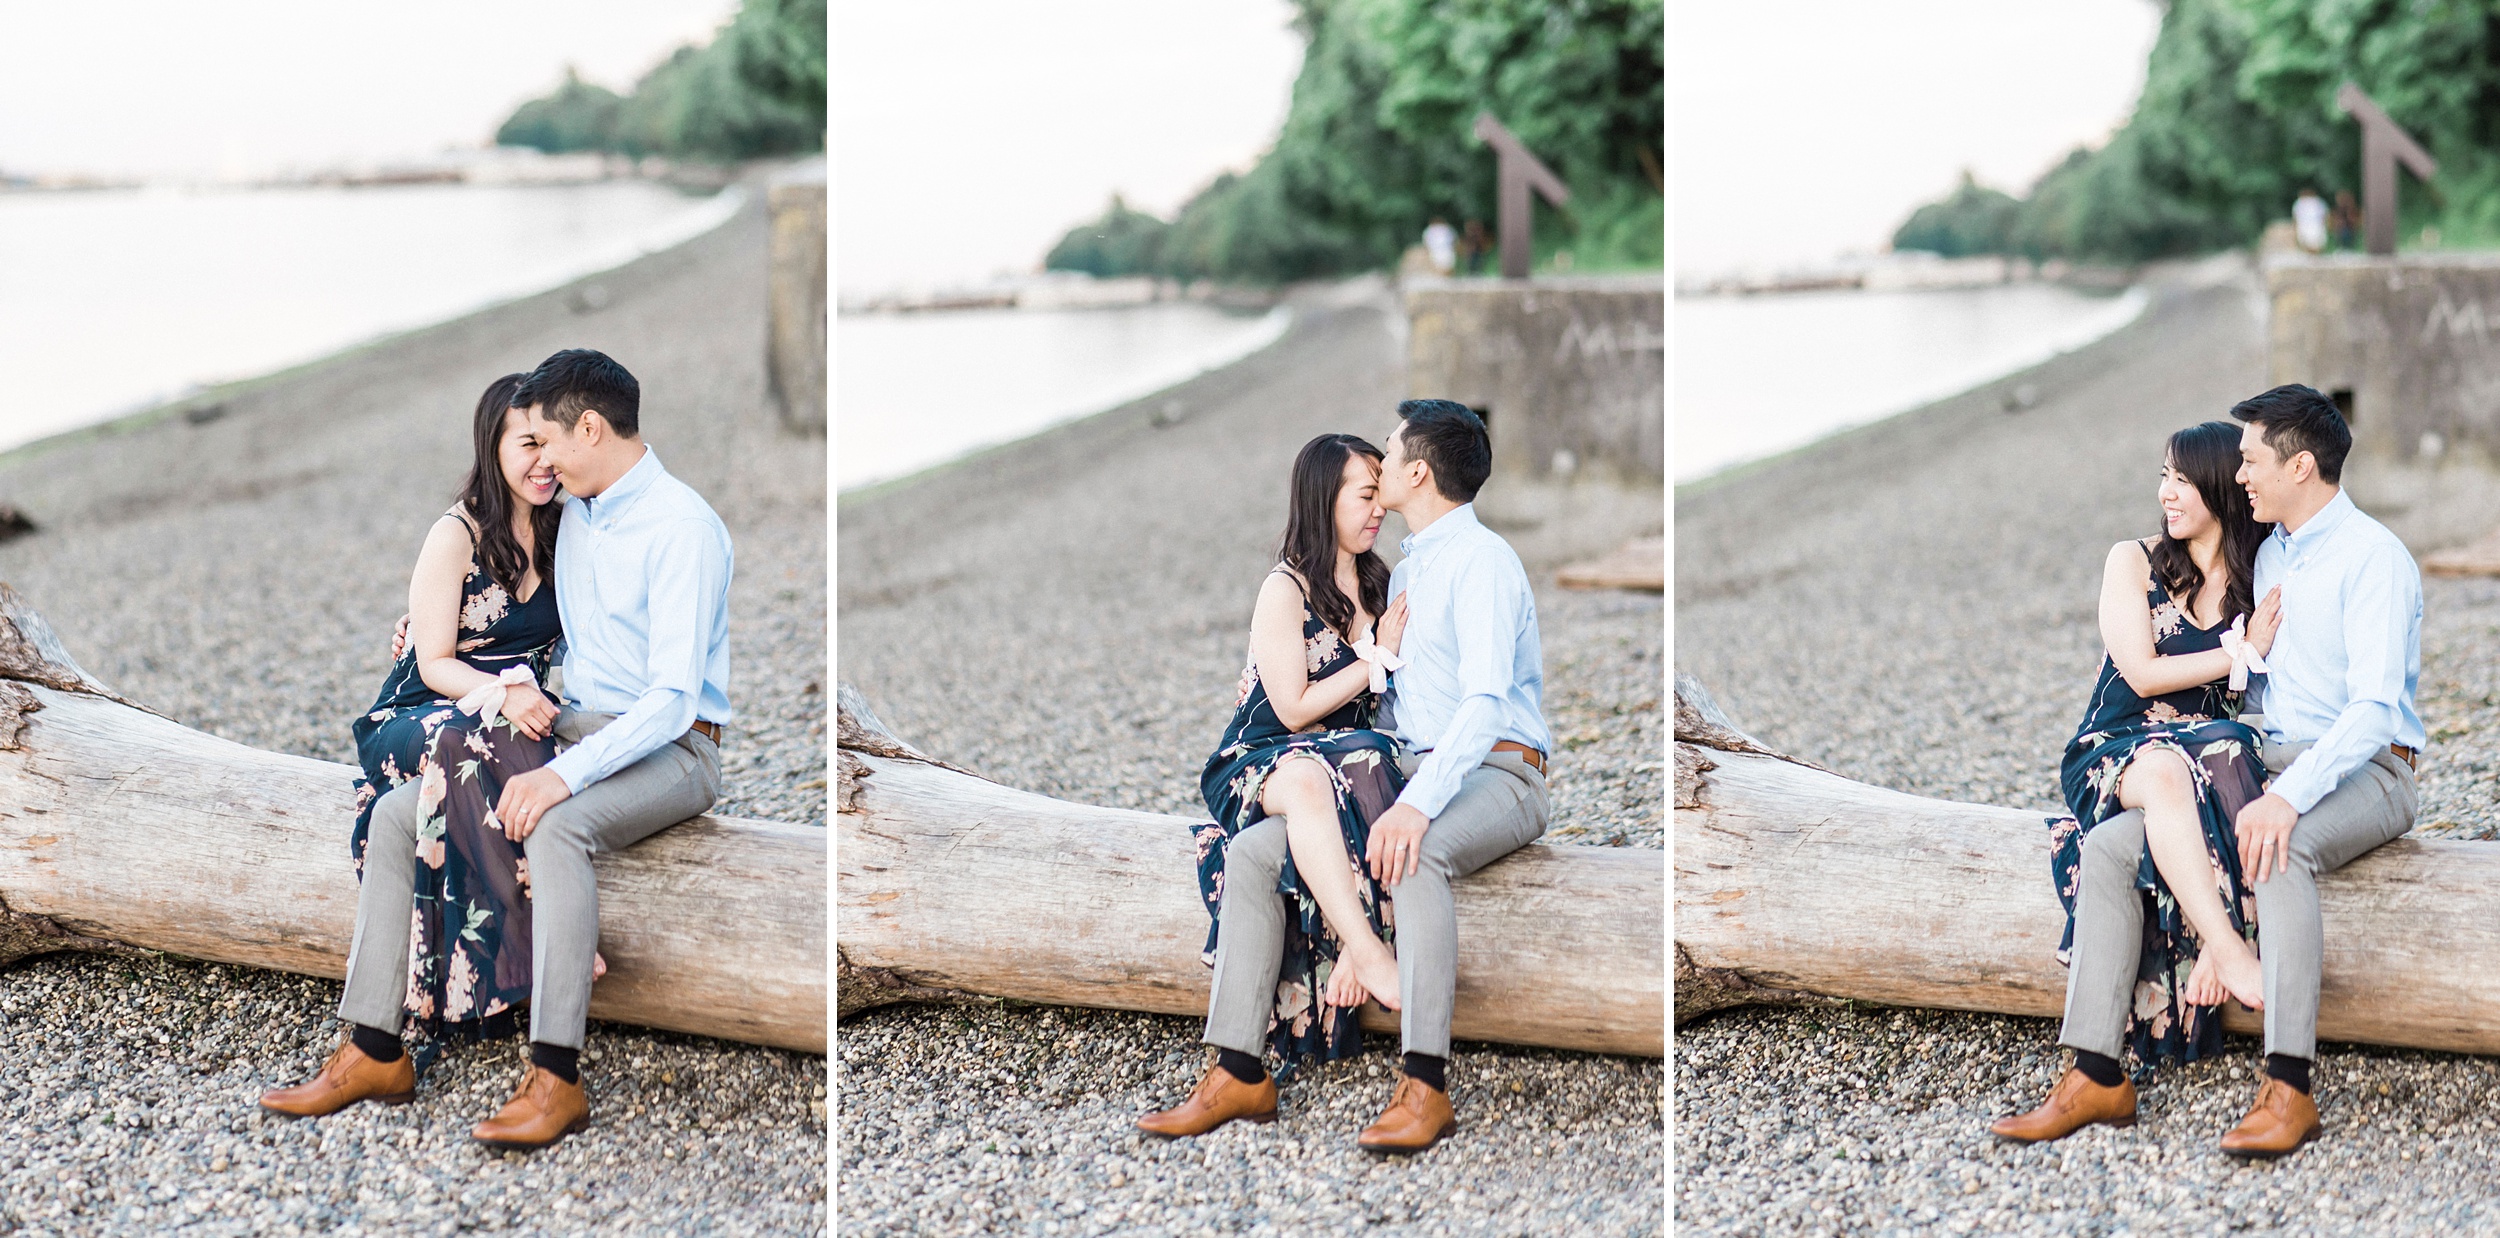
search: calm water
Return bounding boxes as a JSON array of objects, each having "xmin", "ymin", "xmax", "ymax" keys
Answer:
[
  {"xmin": 1675, "ymin": 282, "xmax": 2149, "ymax": 482},
  {"xmin": 836, "ymin": 303, "xmax": 1292, "ymax": 489},
  {"xmin": 0, "ymin": 181, "xmax": 741, "ymax": 451}
]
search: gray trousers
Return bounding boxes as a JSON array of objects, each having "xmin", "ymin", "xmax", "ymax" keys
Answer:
[
  {"xmin": 1204, "ymin": 749, "xmax": 1548, "ymax": 1060},
  {"xmin": 339, "ymin": 710, "xmax": 722, "ymax": 1049},
  {"xmin": 2059, "ymin": 739, "xmax": 2415, "ymax": 1061}
]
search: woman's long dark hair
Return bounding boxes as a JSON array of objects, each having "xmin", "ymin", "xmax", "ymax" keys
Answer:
[
  {"xmin": 459, "ymin": 373, "xmax": 561, "ymax": 597},
  {"xmin": 2149, "ymin": 420, "xmax": 2266, "ymax": 625},
  {"xmin": 1278, "ymin": 433, "xmax": 1391, "ymax": 641}
]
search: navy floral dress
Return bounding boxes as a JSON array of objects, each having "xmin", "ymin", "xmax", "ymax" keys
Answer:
[
  {"xmin": 350, "ymin": 511, "xmax": 561, "ymax": 1042},
  {"xmin": 2047, "ymin": 556, "xmax": 2267, "ymax": 1071},
  {"xmin": 1194, "ymin": 570, "xmax": 1405, "ymax": 1073}
]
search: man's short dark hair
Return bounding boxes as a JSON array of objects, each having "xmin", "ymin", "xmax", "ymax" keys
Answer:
[
  {"xmin": 2229, "ymin": 383, "xmax": 2350, "ymax": 483},
  {"xmin": 515, "ymin": 349, "xmax": 640, "ymax": 438},
  {"xmin": 1396, "ymin": 399, "xmax": 1491, "ymax": 502}
]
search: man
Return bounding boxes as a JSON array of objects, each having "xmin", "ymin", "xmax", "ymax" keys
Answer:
[
  {"xmin": 1993, "ymin": 383, "xmax": 2421, "ymax": 1158},
  {"xmin": 262, "ymin": 349, "xmax": 735, "ymax": 1150},
  {"xmin": 1139, "ymin": 399, "xmax": 1551, "ymax": 1153}
]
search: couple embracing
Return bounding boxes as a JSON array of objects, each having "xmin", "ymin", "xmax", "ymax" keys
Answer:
[
  {"xmin": 1138, "ymin": 399, "xmax": 1551, "ymax": 1155},
  {"xmin": 259, "ymin": 348, "xmax": 734, "ymax": 1150},
  {"xmin": 1996, "ymin": 383, "xmax": 2422, "ymax": 1158}
]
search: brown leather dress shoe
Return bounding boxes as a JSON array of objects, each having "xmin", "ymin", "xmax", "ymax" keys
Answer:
[
  {"xmin": 258, "ymin": 1038, "xmax": 417, "ymax": 1117},
  {"xmin": 1356, "ymin": 1075, "xmax": 1457, "ymax": 1153},
  {"xmin": 1988, "ymin": 1068, "xmax": 2137, "ymax": 1143},
  {"xmin": 2219, "ymin": 1077, "xmax": 2321, "ymax": 1158},
  {"xmin": 471, "ymin": 1066, "xmax": 590, "ymax": 1151},
  {"xmin": 1137, "ymin": 1065, "xmax": 1278, "ymax": 1137}
]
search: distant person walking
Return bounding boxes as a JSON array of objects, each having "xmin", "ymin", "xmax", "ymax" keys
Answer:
[
  {"xmin": 2293, "ymin": 189, "xmax": 2329, "ymax": 254},
  {"xmin": 2332, "ymin": 192, "xmax": 2361, "ymax": 251},
  {"xmin": 1422, "ymin": 218, "xmax": 1458, "ymax": 275},
  {"xmin": 1460, "ymin": 220, "xmax": 1490, "ymax": 275}
]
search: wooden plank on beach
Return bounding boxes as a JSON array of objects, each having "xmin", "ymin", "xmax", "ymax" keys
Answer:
[
  {"xmin": 836, "ymin": 691, "xmax": 1666, "ymax": 1058},
  {"xmin": 2422, "ymin": 527, "xmax": 2500, "ymax": 576},
  {"xmin": 1676, "ymin": 679, "xmax": 2500, "ymax": 1055},
  {"xmin": 0, "ymin": 588, "xmax": 825, "ymax": 1055},
  {"xmin": 1557, "ymin": 536, "xmax": 1665, "ymax": 592}
]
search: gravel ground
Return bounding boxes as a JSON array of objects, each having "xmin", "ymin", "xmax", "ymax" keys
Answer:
[
  {"xmin": 1676, "ymin": 261, "xmax": 2500, "ymax": 1233},
  {"xmin": 837, "ymin": 283, "xmax": 1664, "ymax": 1232},
  {"xmin": 0, "ymin": 187, "xmax": 825, "ymax": 1234}
]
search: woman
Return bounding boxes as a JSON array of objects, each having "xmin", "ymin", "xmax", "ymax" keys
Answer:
[
  {"xmin": 350, "ymin": 372, "xmax": 574, "ymax": 1044},
  {"xmin": 2047, "ymin": 420, "xmax": 2283, "ymax": 1070},
  {"xmin": 1194, "ymin": 433, "xmax": 1410, "ymax": 1071}
]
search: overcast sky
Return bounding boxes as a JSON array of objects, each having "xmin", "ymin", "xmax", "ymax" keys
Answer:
[
  {"xmin": 1677, "ymin": 0, "xmax": 2160, "ymax": 275},
  {"xmin": 835, "ymin": 0, "xmax": 1302, "ymax": 297},
  {"xmin": 0, "ymin": 1, "xmax": 737, "ymax": 180}
]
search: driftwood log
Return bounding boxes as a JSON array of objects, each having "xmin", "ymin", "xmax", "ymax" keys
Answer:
[
  {"xmin": 1676, "ymin": 673, "xmax": 2500, "ymax": 1055},
  {"xmin": 836, "ymin": 684, "xmax": 1665, "ymax": 1057},
  {"xmin": 0, "ymin": 584, "xmax": 825, "ymax": 1054}
]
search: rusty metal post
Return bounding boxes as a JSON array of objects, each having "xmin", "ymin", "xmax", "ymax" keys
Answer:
[
  {"xmin": 2337, "ymin": 83, "xmax": 2437, "ymax": 256},
  {"xmin": 1473, "ymin": 113, "xmax": 1570, "ymax": 279}
]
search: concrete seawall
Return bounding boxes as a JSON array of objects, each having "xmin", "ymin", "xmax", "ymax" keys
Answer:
[
  {"xmin": 2269, "ymin": 253, "xmax": 2500, "ymax": 547},
  {"xmin": 1402, "ymin": 275, "xmax": 1662, "ymax": 564}
]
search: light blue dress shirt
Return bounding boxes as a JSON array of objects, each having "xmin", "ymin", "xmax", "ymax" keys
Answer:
[
  {"xmin": 2249, "ymin": 489, "xmax": 2424, "ymax": 814},
  {"xmin": 1381, "ymin": 503, "xmax": 1552, "ymax": 819},
  {"xmin": 545, "ymin": 448, "xmax": 735, "ymax": 794}
]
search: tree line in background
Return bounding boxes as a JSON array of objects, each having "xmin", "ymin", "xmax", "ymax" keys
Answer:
[
  {"xmin": 1048, "ymin": 0, "xmax": 1663, "ymax": 284},
  {"xmin": 1896, "ymin": 0, "xmax": 2500, "ymax": 263},
  {"xmin": 496, "ymin": 0, "xmax": 824, "ymax": 163}
]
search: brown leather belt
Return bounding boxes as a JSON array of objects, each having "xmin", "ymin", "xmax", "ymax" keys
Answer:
[
  {"xmin": 1491, "ymin": 740, "xmax": 1546, "ymax": 774},
  {"xmin": 689, "ymin": 720, "xmax": 722, "ymax": 745},
  {"xmin": 2391, "ymin": 743, "xmax": 2417, "ymax": 770}
]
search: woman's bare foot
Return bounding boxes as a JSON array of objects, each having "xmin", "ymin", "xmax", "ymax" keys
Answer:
[
  {"xmin": 1346, "ymin": 943, "xmax": 1401, "ymax": 1011},
  {"xmin": 1324, "ymin": 961, "xmax": 1369, "ymax": 1009},
  {"xmin": 2184, "ymin": 950, "xmax": 2225, "ymax": 1007},
  {"xmin": 593, "ymin": 951, "xmax": 608, "ymax": 982},
  {"xmin": 2211, "ymin": 942, "xmax": 2264, "ymax": 1010}
]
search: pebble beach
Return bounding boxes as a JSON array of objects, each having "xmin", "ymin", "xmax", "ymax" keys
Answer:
[
  {"xmin": 836, "ymin": 282, "xmax": 1665, "ymax": 1234},
  {"xmin": 0, "ymin": 190, "xmax": 825, "ymax": 1234},
  {"xmin": 1676, "ymin": 261, "xmax": 2500, "ymax": 1234}
]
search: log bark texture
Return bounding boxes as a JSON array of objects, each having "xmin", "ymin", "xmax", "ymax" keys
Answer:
[
  {"xmin": 0, "ymin": 586, "xmax": 824, "ymax": 1054},
  {"xmin": 836, "ymin": 685, "xmax": 1666, "ymax": 1057},
  {"xmin": 1676, "ymin": 678, "xmax": 2500, "ymax": 1055}
]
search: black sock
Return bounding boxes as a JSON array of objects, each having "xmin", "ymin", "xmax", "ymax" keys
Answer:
[
  {"xmin": 2071, "ymin": 1049, "xmax": 2124, "ymax": 1088},
  {"xmin": 349, "ymin": 1023, "xmax": 404, "ymax": 1064},
  {"xmin": 2266, "ymin": 1053, "xmax": 2312, "ymax": 1095},
  {"xmin": 531, "ymin": 1042, "xmax": 581, "ymax": 1085},
  {"xmin": 1403, "ymin": 1052, "xmax": 1447, "ymax": 1092},
  {"xmin": 1215, "ymin": 1047, "xmax": 1266, "ymax": 1086}
]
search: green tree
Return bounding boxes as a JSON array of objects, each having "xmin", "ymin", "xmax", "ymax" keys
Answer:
[
  {"xmin": 1044, "ymin": 195, "xmax": 1172, "ymax": 277},
  {"xmin": 493, "ymin": 68, "xmax": 623, "ymax": 153},
  {"xmin": 1901, "ymin": 0, "xmax": 2500, "ymax": 262},
  {"xmin": 1892, "ymin": 170, "xmax": 2022, "ymax": 257},
  {"xmin": 1058, "ymin": 0, "xmax": 1663, "ymax": 283},
  {"xmin": 498, "ymin": 0, "xmax": 823, "ymax": 163}
]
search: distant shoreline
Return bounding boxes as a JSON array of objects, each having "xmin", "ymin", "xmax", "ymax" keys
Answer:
[{"xmin": 1676, "ymin": 251, "xmax": 2141, "ymax": 298}]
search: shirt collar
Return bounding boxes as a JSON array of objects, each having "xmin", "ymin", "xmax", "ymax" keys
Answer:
[
  {"xmin": 583, "ymin": 447, "xmax": 663, "ymax": 524},
  {"xmin": 2275, "ymin": 488, "xmax": 2354, "ymax": 554},
  {"xmin": 1398, "ymin": 502, "xmax": 1479, "ymax": 558}
]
